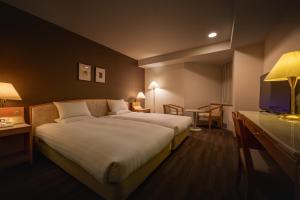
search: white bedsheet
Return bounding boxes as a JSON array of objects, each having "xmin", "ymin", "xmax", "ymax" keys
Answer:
[
  {"xmin": 110, "ymin": 112, "xmax": 192, "ymax": 135},
  {"xmin": 35, "ymin": 117, "xmax": 173, "ymax": 184}
]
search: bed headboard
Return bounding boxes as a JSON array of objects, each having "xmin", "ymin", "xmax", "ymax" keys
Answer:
[{"xmin": 30, "ymin": 99, "xmax": 109, "ymax": 135}]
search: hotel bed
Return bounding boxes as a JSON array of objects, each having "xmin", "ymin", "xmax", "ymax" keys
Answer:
[
  {"xmin": 109, "ymin": 111, "xmax": 192, "ymax": 149},
  {"xmin": 30, "ymin": 100, "xmax": 173, "ymax": 200}
]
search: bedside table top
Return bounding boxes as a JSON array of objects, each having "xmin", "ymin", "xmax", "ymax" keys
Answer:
[
  {"xmin": 135, "ymin": 108, "xmax": 150, "ymax": 110},
  {"xmin": 0, "ymin": 123, "xmax": 31, "ymax": 137},
  {"xmin": 0, "ymin": 123, "xmax": 31, "ymax": 130},
  {"xmin": 134, "ymin": 108, "xmax": 151, "ymax": 113}
]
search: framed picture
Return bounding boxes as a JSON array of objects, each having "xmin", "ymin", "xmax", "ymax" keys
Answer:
[
  {"xmin": 78, "ymin": 63, "xmax": 92, "ymax": 81},
  {"xmin": 95, "ymin": 67, "xmax": 105, "ymax": 83}
]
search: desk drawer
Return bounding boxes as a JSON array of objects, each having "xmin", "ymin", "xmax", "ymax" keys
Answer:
[{"xmin": 243, "ymin": 116, "xmax": 298, "ymax": 182}]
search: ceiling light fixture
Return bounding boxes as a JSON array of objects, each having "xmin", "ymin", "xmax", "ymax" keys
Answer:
[{"xmin": 208, "ymin": 32, "xmax": 217, "ymax": 38}]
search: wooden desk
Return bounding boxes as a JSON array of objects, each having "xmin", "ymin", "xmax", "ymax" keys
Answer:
[{"xmin": 239, "ymin": 111, "xmax": 300, "ymax": 200}]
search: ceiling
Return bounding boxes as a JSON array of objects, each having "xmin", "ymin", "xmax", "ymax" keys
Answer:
[
  {"xmin": 1, "ymin": 0, "xmax": 288, "ymax": 67},
  {"xmin": 2, "ymin": 0, "xmax": 233, "ymax": 58}
]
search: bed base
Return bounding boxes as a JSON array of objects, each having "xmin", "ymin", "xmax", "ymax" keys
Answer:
[
  {"xmin": 172, "ymin": 128, "xmax": 190, "ymax": 150},
  {"xmin": 36, "ymin": 139, "xmax": 172, "ymax": 200}
]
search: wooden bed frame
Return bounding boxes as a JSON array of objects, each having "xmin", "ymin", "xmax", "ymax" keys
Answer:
[{"xmin": 29, "ymin": 99, "xmax": 173, "ymax": 200}]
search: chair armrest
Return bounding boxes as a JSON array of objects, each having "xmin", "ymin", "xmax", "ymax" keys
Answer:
[
  {"xmin": 169, "ymin": 104, "xmax": 184, "ymax": 109},
  {"xmin": 198, "ymin": 105, "xmax": 210, "ymax": 110},
  {"xmin": 169, "ymin": 104, "xmax": 184, "ymax": 112},
  {"xmin": 206, "ymin": 106, "xmax": 222, "ymax": 117},
  {"xmin": 165, "ymin": 104, "xmax": 183, "ymax": 115},
  {"xmin": 208, "ymin": 106, "xmax": 221, "ymax": 112}
]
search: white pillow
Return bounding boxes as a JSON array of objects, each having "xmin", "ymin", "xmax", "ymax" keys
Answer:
[
  {"xmin": 54, "ymin": 101, "xmax": 91, "ymax": 120},
  {"xmin": 55, "ymin": 116, "xmax": 95, "ymax": 123},
  {"xmin": 107, "ymin": 99, "xmax": 129, "ymax": 112},
  {"xmin": 108, "ymin": 110, "xmax": 132, "ymax": 115}
]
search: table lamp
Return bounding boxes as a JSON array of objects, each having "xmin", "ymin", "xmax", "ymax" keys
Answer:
[
  {"xmin": 136, "ymin": 92, "xmax": 145, "ymax": 100},
  {"xmin": 264, "ymin": 51, "xmax": 300, "ymax": 120},
  {"xmin": 148, "ymin": 81, "xmax": 159, "ymax": 112},
  {"xmin": 132, "ymin": 92, "xmax": 146, "ymax": 110},
  {"xmin": 0, "ymin": 82, "xmax": 22, "ymax": 107}
]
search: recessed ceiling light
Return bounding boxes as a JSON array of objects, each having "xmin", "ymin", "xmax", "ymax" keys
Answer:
[{"xmin": 208, "ymin": 32, "xmax": 217, "ymax": 38}]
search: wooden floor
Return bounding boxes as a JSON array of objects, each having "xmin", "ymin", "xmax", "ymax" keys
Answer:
[{"xmin": 0, "ymin": 129, "xmax": 293, "ymax": 200}]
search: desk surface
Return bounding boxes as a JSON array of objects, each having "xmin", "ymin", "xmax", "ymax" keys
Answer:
[{"xmin": 240, "ymin": 111, "xmax": 300, "ymax": 158}]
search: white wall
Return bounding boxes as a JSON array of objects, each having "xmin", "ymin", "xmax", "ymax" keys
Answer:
[
  {"xmin": 232, "ymin": 43, "xmax": 264, "ymax": 111},
  {"xmin": 145, "ymin": 62, "xmax": 223, "ymax": 114},
  {"xmin": 264, "ymin": 10, "xmax": 300, "ymax": 73},
  {"xmin": 145, "ymin": 43, "xmax": 264, "ymax": 131},
  {"xmin": 183, "ymin": 63, "xmax": 222, "ymax": 108},
  {"xmin": 145, "ymin": 64, "xmax": 185, "ymax": 113}
]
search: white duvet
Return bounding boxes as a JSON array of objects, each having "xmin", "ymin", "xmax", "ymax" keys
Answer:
[
  {"xmin": 35, "ymin": 117, "xmax": 173, "ymax": 184},
  {"xmin": 110, "ymin": 112, "xmax": 192, "ymax": 135}
]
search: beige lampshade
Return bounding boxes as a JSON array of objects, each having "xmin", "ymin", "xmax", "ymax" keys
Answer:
[
  {"xmin": 0, "ymin": 82, "xmax": 22, "ymax": 100},
  {"xmin": 265, "ymin": 51, "xmax": 300, "ymax": 81},
  {"xmin": 148, "ymin": 81, "xmax": 159, "ymax": 90},
  {"xmin": 136, "ymin": 92, "xmax": 145, "ymax": 99}
]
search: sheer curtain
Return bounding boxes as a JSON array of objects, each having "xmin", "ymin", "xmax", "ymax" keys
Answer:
[
  {"xmin": 221, "ymin": 62, "xmax": 232, "ymax": 104},
  {"xmin": 221, "ymin": 62, "xmax": 234, "ymax": 131}
]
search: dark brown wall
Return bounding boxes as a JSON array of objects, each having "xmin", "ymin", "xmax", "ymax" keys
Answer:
[{"xmin": 0, "ymin": 3, "xmax": 144, "ymax": 111}]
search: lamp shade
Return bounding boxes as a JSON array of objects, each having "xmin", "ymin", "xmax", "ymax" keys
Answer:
[
  {"xmin": 265, "ymin": 51, "xmax": 300, "ymax": 82},
  {"xmin": 136, "ymin": 92, "xmax": 145, "ymax": 99},
  {"xmin": 0, "ymin": 82, "xmax": 22, "ymax": 100},
  {"xmin": 148, "ymin": 81, "xmax": 159, "ymax": 90}
]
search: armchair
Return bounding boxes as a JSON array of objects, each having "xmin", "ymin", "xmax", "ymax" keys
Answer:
[
  {"xmin": 197, "ymin": 103, "xmax": 223, "ymax": 130},
  {"xmin": 163, "ymin": 104, "xmax": 184, "ymax": 115}
]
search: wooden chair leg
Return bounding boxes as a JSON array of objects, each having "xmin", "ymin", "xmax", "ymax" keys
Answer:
[
  {"xmin": 220, "ymin": 118, "xmax": 223, "ymax": 129},
  {"xmin": 236, "ymin": 155, "xmax": 242, "ymax": 191},
  {"xmin": 208, "ymin": 118, "xmax": 212, "ymax": 131},
  {"xmin": 246, "ymin": 175, "xmax": 255, "ymax": 200}
]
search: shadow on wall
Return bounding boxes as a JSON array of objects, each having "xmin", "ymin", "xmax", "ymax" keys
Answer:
[
  {"xmin": 264, "ymin": 8, "xmax": 300, "ymax": 69},
  {"xmin": 184, "ymin": 64, "xmax": 222, "ymax": 82},
  {"xmin": 0, "ymin": 3, "xmax": 144, "ymax": 116}
]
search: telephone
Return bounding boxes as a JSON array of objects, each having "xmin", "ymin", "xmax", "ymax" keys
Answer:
[
  {"xmin": 132, "ymin": 102, "xmax": 143, "ymax": 110},
  {"xmin": 0, "ymin": 107, "xmax": 25, "ymax": 128},
  {"xmin": 0, "ymin": 118, "xmax": 13, "ymax": 128},
  {"xmin": 133, "ymin": 105, "xmax": 143, "ymax": 110}
]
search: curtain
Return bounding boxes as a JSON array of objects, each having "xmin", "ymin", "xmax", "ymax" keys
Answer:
[{"xmin": 221, "ymin": 62, "xmax": 232, "ymax": 104}]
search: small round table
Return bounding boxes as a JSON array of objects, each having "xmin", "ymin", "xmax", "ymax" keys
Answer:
[{"xmin": 185, "ymin": 109, "xmax": 205, "ymax": 132}]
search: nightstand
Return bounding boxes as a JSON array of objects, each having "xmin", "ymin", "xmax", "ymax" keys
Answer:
[
  {"xmin": 0, "ymin": 124, "xmax": 32, "ymax": 168},
  {"xmin": 134, "ymin": 108, "xmax": 151, "ymax": 113}
]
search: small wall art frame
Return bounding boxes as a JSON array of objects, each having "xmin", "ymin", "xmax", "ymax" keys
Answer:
[
  {"xmin": 78, "ymin": 63, "xmax": 92, "ymax": 81},
  {"xmin": 95, "ymin": 67, "xmax": 106, "ymax": 83}
]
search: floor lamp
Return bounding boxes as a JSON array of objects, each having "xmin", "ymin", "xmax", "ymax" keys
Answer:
[
  {"xmin": 265, "ymin": 51, "xmax": 300, "ymax": 120},
  {"xmin": 148, "ymin": 81, "xmax": 159, "ymax": 113}
]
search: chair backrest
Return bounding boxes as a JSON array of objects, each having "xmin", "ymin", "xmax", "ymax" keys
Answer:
[
  {"xmin": 232, "ymin": 112, "xmax": 255, "ymax": 175},
  {"xmin": 210, "ymin": 104, "xmax": 223, "ymax": 116},
  {"xmin": 163, "ymin": 104, "xmax": 169, "ymax": 114},
  {"xmin": 232, "ymin": 112, "xmax": 242, "ymax": 148},
  {"xmin": 163, "ymin": 104, "xmax": 183, "ymax": 115}
]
